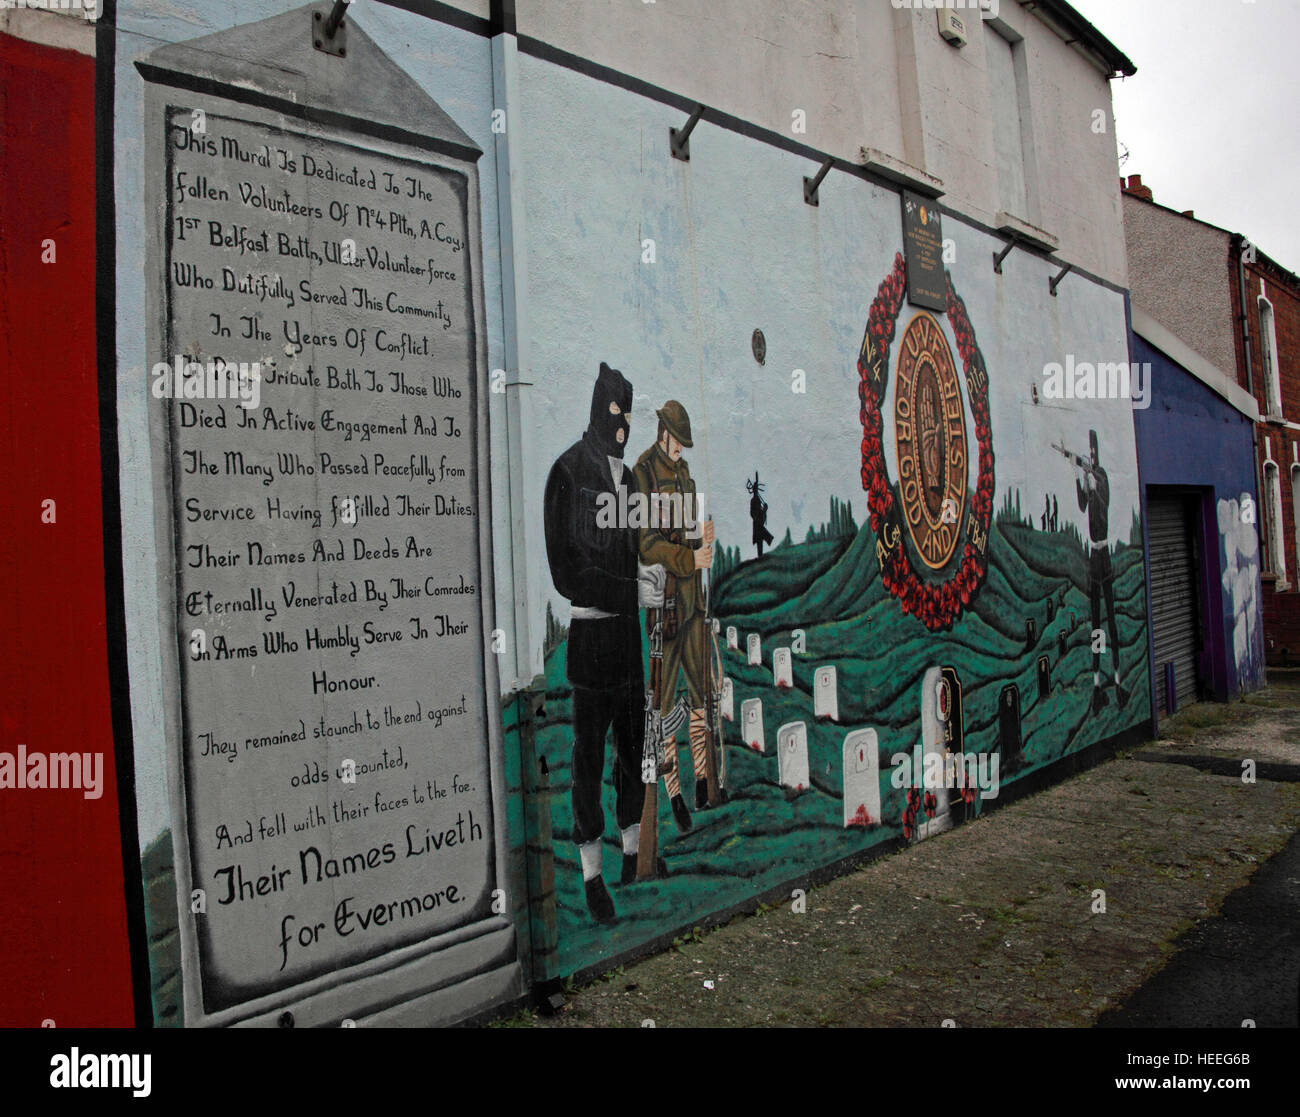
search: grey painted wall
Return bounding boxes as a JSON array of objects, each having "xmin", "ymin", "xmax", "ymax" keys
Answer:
[{"xmin": 1123, "ymin": 194, "xmax": 1238, "ymax": 377}]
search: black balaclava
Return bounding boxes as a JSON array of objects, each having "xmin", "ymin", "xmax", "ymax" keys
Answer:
[{"xmin": 586, "ymin": 361, "xmax": 633, "ymax": 459}]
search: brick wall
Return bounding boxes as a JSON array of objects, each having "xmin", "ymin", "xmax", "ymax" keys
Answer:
[
  {"xmin": 1262, "ymin": 586, "xmax": 1300, "ymax": 664},
  {"xmin": 1232, "ymin": 250, "xmax": 1300, "ymax": 660}
]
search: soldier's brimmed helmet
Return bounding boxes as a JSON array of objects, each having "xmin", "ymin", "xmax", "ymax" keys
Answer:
[{"xmin": 656, "ymin": 400, "xmax": 693, "ymax": 448}]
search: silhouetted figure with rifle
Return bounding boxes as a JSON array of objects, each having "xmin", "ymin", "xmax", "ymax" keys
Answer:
[
  {"xmin": 1053, "ymin": 430, "xmax": 1129, "ymax": 714},
  {"xmin": 749, "ymin": 472, "xmax": 774, "ymax": 557}
]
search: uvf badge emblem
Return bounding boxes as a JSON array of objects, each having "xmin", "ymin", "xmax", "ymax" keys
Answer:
[
  {"xmin": 857, "ymin": 253, "xmax": 995, "ymax": 631},
  {"xmin": 894, "ymin": 312, "xmax": 967, "ymax": 571}
]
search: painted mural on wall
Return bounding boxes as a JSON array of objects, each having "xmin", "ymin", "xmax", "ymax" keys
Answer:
[
  {"xmin": 541, "ymin": 367, "xmax": 733, "ymax": 922},
  {"xmin": 1218, "ymin": 493, "xmax": 1265, "ymax": 691},
  {"xmin": 110, "ymin": 0, "xmax": 1153, "ymax": 1010},
  {"xmin": 529, "ymin": 249, "xmax": 1150, "ymax": 971}
]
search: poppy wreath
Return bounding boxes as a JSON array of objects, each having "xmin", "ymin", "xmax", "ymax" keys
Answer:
[
  {"xmin": 858, "ymin": 252, "xmax": 995, "ymax": 631},
  {"xmin": 902, "ymin": 788, "xmax": 922, "ymax": 841}
]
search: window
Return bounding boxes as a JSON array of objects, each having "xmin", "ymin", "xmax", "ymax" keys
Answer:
[
  {"xmin": 1264, "ymin": 458, "xmax": 1286, "ymax": 583},
  {"xmin": 1259, "ymin": 295, "xmax": 1282, "ymax": 418},
  {"xmin": 1293, "ymin": 463, "xmax": 1300, "ymax": 578},
  {"xmin": 986, "ymin": 24, "xmax": 1031, "ymax": 220}
]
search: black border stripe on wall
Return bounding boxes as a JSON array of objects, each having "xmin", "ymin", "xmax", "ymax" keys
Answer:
[
  {"xmin": 510, "ymin": 33, "xmax": 1126, "ymax": 296},
  {"xmin": 379, "ymin": 0, "xmax": 492, "ymax": 37},
  {"xmin": 96, "ymin": 0, "xmax": 155, "ymax": 1028}
]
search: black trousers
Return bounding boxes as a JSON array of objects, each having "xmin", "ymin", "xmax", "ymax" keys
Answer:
[
  {"xmin": 1088, "ymin": 547, "xmax": 1120, "ymax": 678},
  {"xmin": 570, "ymin": 681, "xmax": 646, "ymax": 847}
]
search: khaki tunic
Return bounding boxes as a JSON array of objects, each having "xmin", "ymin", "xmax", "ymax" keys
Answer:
[{"xmin": 634, "ymin": 443, "xmax": 708, "ymax": 713}]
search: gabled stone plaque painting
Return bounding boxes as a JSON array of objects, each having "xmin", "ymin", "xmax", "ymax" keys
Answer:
[{"xmin": 139, "ymin": 6, "xmax": 514, "ymax": 1024}]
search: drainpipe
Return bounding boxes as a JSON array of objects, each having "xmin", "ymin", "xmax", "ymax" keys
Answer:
[
  {"xmin": 1234, "ymin": 232, "xmax": 1269, "ymax": 667},
  {"xmin": 1232, "ymin": 234, "xmax": 1262, "ymax": 501},
  {"xmin": 1233, "ymin": 233, "xmax": 1255, "ymax": 396}
]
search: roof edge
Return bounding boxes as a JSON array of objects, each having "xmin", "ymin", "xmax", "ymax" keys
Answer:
[
  {"xmin": 1131, "ymin": 305, "xmax": 1261, "ymax": 423},
  {"xmin": 1025, "ymin": 1, "xmax": 1137, "ymax": 77}
]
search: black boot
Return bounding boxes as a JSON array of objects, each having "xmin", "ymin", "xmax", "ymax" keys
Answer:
[
  {"xmin": 1116, "ymin": 683, "xmax": 1130, "ymax": 708},
  {"xmin": 621, "ymin": 853, "xmax": 669, "ymax": 884},
  {"xmin": 671, "ymin": 794, "xmax": 693, "ymax": 833},
  {"xmin": 584, "ymin": 877, "xmax": 616, "ymax": 924},
  {"xmin": 696, "ymin": 781, "xmax": 710, "ymax": 810},
  {"xmin": 1091, "ymin": 686, "xmax": 1108, "ymax": 715}
]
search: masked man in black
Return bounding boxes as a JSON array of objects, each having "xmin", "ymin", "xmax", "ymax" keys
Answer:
[{"xmin": 544, "ymin": 362, "xmax": 668, "ymax": 924}]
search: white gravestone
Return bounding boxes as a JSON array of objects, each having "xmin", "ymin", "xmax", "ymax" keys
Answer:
[
  {"xmin": 777, "ymin": 721, "xmax": 810, "ymax": 792},
  {"xmin": 773, "ymin": 647, "xmax": 793, "ymax": 688},
  {"xmin": 813, "ymin": 665, "xmax": 838, "ymax": 721},
  {"xmin": 721, "ymin": 677, "xmax": 734, "ymax": 721},
  {"xmin": 747, "ymin": 633, "xmax": 762, "ymax": 666},
  {"xmin": 918, "ymin": 666, "xmax": 951, "ymax": 840},
  {"xmin": 740, "ymin": 698, "xmax": 765, "ymax": 753},
  {"xmin": 727, "ymin": 625, "xmax": 738, "ymax": 650},
  {"xmin": 842, "ymin": 728, "xmax": 880, "ymax": 828}
]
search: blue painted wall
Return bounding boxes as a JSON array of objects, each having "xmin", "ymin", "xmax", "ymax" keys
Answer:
[{"xmin": 1131, "ymin": 332, "xmax": 1264, "ymax": 698}]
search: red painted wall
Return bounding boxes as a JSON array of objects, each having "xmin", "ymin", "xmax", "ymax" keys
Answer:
[{"xmin": 0, "ymin": 31, "xmax": 135, "ymax": 1025}]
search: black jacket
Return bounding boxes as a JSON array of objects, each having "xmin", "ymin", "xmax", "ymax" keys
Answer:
[
  {"xmin": 1076, "ymin": 464, "xmax": 1110, "ymax": 545},
  {"xmin": 544, "ymin": 433, "xmax": 643, "ymax": 689}
]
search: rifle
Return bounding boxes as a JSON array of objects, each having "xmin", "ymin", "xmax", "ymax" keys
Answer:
[
  {"xmin": 703, "ymin": 607, "xmax": 727, "ymax": 806},
  {"xmin": 636, "ymin": 610, "xmax": 666, "ymax": 882},
  {"xmin": 701, "ymin": 524, "xmax": 727, "ymax": 806},
  {"xmin": 1051, "ymin": 440, "xmax": 1098, "ymax": 479},
  {"xmin": 636, "ymin": 603, "xmax": 689, "ymax": 881}
]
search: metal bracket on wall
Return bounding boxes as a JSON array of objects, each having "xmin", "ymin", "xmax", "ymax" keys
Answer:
[
  {"xmin": 1049, "ymin": 262, "xmax": 1075, "ymax": 297},
  {"xmin": 992, "ymin": 238, "xmax": 1017, "ymax": 275},
  {"xmin": 804, "ymin": 157, "xmax": 834, "ymax": 207},
  {"xmin": 312, "ymin": 0, "xmax": 350, "ymax": 57},
  {"xmin": 670, "ymin": 105, "xmax": 705, "ymax": 162}
]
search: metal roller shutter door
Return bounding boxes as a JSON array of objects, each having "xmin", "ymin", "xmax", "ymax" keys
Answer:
[{"xmin": 1147, "ymin": 496, "xmax": 1199, "ymax": 715}]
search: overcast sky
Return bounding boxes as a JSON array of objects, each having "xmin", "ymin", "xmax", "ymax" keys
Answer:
[{"xmin": 1071, "ymin": 0, "xmax": 1300, "ymax": 272}]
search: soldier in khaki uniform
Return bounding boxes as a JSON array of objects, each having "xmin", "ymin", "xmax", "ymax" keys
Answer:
[{"xmin": 633, "ymin": 401, "xmax": 715, "ymax": 833}]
